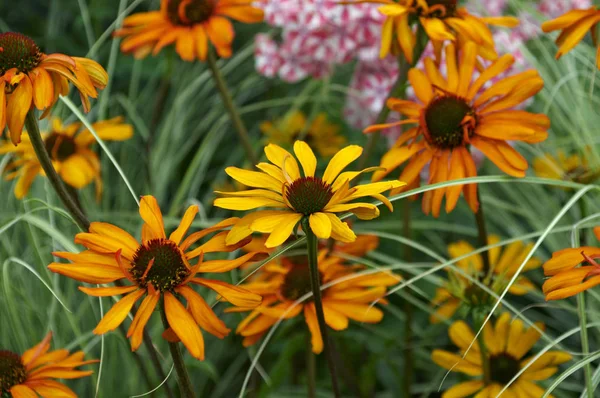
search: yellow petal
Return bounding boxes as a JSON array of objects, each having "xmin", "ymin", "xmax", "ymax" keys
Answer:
[
  {"xmin": 323, "ymin": 145, "xmax": 363, "ymax": 184},
  {"xmin": 293, "ymin": 140, "xmax": 317, "ymax": 177},
  {"xmin": 309, "ymin": 212, "xmax": 332, "ymax": 239},
  {"xmin": 139, "ymin": 195, "xmax": 166, "ymax": 240},
  {"xmin": 164, "ymin": 291, "xmax": 205, "ymax": 360}
]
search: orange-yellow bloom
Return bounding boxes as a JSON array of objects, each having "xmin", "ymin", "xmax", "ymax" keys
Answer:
[
  {"xmin": 49, "ymin": 195, "xmax": 263, "ymax": 360},
  {"xmin": 350, "ymin": 0, "xmax": 518, "ymax": 62},
  {"xmin": 366, "ymin": 42, "xmax": 549, "ymax": 217},
  {"xmin": 228, "ymin": 250, "xmax": 400, "ymax": 353},
  {"xmin": 114, "ymin": 0, "xmax": 264, "ymax": 61},
  {"xmin": 0, "ymin": 32, "xmax": 107, "ymax": 145},
  {"xmin": 0, "ymin": 332, "xmax": 97, "ymax": 397},
  {"xmin": 0, "ymin": 117, "xmax": 133, "ymax": 199},
  {"xmin": 533, "ymin": 150, "xmax": 599, "ymax": 185},
  {"xmin": 542, "ymin": 7, "xmax": 600, "ymax": 69},
  {"xmin": 542, "ymin": 227, "xmax": 600, "ymax": 301},
  {"xmin": 431, "ymin": 236, "xmax": 541, "ymax": 324},
  {"xmin": 433, "ymin": 313, "xmax": 571, "ymax": 397}
]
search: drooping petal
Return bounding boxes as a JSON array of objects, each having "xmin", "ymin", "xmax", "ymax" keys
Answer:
[
  {"xmin": 93, "ymin": 289, "xmax": 145, "ymax": 334},
  {"xmin": 164, "ymin": 292, "xmax": 205, "ymax": 360}
]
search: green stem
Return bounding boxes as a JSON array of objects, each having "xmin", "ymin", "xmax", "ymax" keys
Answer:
[
  {"xmin": 474, "ymin": 191, "xmax": 491, "ymax": 279},
  {"xmin": 160, "ymin": 300, "xmax": 197, "ymax": 398},
  {"xmin": 402, "ymin": 201, "xmax": 414, "ymax": 397},
  {"xmin": 302, "ymin": 218, "xmax": 341, "ymax": 397},
  {"xmin": 306, "ymin": 331, "xmax": 316, "ymax": 398},
  {"xmin": 25, "ymin": 110, "xmax": 90, "ymax": 231},
  {"xmin": 358, "ymin": 26, "xmax": 428, "ymax": 170},
  {"xmin": 475, "ymin": 316, "xmax": 491, "ymax": 385},
  {"xmin": 206, "ymin": 48, "xmax": 258, "ymax": 166}
]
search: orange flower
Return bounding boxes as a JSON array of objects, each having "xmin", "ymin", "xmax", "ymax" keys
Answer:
[
  {"xmin": 542, "ymin": 7, "xmax": 600, "ymax": 69},
  {"xmin": 0, "ymin": 32, "xmax": 107, "ymax": 145},
  {"xmin": 0, "ymin": 332, "xmax": 97, "ymax": 397},
  {"xmin": 349, "ymin": 0, "xmax": 518, "ymax": 62},
  {"xmin": 114, "ymin": 0, "xmax": 264, "ymax": 61},
  {"xmin": 49, "ymin": 195, "xmax": 263, "ymax": 360},
  {"xmin": 228, "ymin": 250, "xmax": 400, "ymax": 353},
  {"xmin": 542, "ymin": 227, "xmax": 600, "ymax": 301},
  {"xmin": 365, "ymin": 42, "xmax": 549, "ymax": 217}
]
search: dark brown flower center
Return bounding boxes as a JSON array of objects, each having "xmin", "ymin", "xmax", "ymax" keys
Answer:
[
  {"xmin": 0, "ymin": 32, "xmax": 42, "ymax": 75},
  {"xmin": 279, "ymin": 264, "xmax": 321, "ymax": 302},
  {"xmin": 285, "ymin": 177, "xmax": 334, "ymax": 215},
  {"xmin": 423, "ymin": 95, "xmax": 474, "ymax": 149},
  {"xmin": 44, "ymin": 133, "xmax": 77, "ymax": 162},
  {"xmin": 0, "ymin": 350, "xmax": 27, "ymax": 395},
  {"xmin": 422, "ymin": 0, "xmax": 457, "ymax": 17},
  {"xmin": 131, "ymin": 239, "xmax": 190, "ymax": 292},
  {"xmin": 166, "ymin": 0, "xmax": 216, "ymax": 26},
  {"xmin": 489, "ymin": 353, "xmax": 521, "ymax": 385}
]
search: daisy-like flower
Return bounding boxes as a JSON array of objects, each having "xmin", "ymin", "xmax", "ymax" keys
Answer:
[
  {"xmin": 542, "ymin": 227, "xmax": 600, "ymax": 300},
  {"xmin": 431, "ymin": 236, "xmax": 541, "ymax": 324},
  {"xmin": 260, "ymin": 111, "xmax": 346, "ymax": 157},
  {"xmin": 365, "ymin": 42, "xmax": 549, "ymax": 217},
  {"xmin": 533, "ymin": 150, "xmax": 599, "ymax": 185},
  {"xmin": 542, "ymin": 7, "xmax": 600, "ymax": 69},
  {"xmin": 227, "ymin": 250, "xmax": 400, "ymax": 353},
  {"xmin": 213, "ymin": 140, "xmax": 405, "ymax": 248},
  {"xmin": 0, "ymin": 332, "xmax": 97, "ymax": 397},
  {"xmin": 353, "ymin": 0, "xmax": 518, "ymax": 62},
  {"xmin": 0, "ymin": 32, "xmax": 108, "ymax": 144},
  {"xmin": 433, "ymin": 313, "xmax": 572, "ymax": 397},
  {"xmin": 114, "ymin": 0, "xmax": 264, "ymax": 62},
  {"xmin": 48, "ymin": 195, "xmax": 263, "ymax": 360},
  {"xmin": 0, "ymin": 117, "xmax": 133, "ymax": 199}
]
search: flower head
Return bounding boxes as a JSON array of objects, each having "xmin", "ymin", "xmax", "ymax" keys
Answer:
[
  {"xmin": 433, "ymin": 313, "xmax": 571, "ymax": 397},
  {"xmin": 542, "ymin": 6, "xmax": 600, "ymax": 68},
  {"xmin": 260, "ymin": 111, "xmax": 346, "ymax": 157},
  {"xmin": 0, "ymin": 117, "xmax": 133, "ymax": 199},
  {"xmin": 114, "ymin": 0, "xmax": 264, "ymax": 61},
  {"xmin": 228, "ymin": 250, "xmax": 399, "ymax": 353},
  {"xmin": 351, "ymin": 0, "xmax": 519, "ymax": 62},
  {"xmin": 214, "ymin": 140, "xmax": 405, "ymax": 248},
  {"xmin": 533, "ymin": 150, "xmax": 599, "ymax": 185},
  {"xmin": 542, "ymin": 227, "xmax": 600, "ymax": 301},
  {"xmin": 431, "ymin": 236, "xmax": 541, "ymax": 324},
  {"xmin": 0, "ymin": 32, "xmax": 108, "ymax": 144},
  {"xmin": 0, "ymin": 332, "xmax": 97, "ymax": 396},
  {"xmin": 366, "ymin": 42, "xmax": 549, "ymax": 217},
  {"xmin": 48, "ymin": 195, "xmax": 263, "ymax": 360}
]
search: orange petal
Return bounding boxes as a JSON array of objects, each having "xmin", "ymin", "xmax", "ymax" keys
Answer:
[
  {"xmin": 93, "ymin": 289, "xmax": 145, "ymax": 334},
  {"xmin": 164, "ymin": 291, "xmax": 205, "ymax": 360},
  {"xmin": 7, "ymin": 74, "xmax": 33, "ymax": 145}
]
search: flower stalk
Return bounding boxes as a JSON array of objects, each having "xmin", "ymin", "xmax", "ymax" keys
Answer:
[
  {"xmin": 160, "ymin": 300, "xmax": 197, "ymax": 398},
  {"xmin": 206, "ymin": 47, "xmax": 259, "ymax": 166},
  {"xmin": 302, "ymin": 218, "xmax": 341, "ymax": 397},
  {"xmin": 25, "ymin": 110, "xmax": 90, "ymax": 231}
]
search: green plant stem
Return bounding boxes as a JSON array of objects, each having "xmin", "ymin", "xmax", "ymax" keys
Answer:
[
  {"xmin": 358, "ymin": 26, "xmax": 428, "ymax": 169},
  {"xmin": 306, "ymin": 331, "xmax": 316, "ymax": 398},
  {"xmin": 402, "ymin": 200, "xmax": 414, "ymax": 397},
  {"xmin": 25, "ymin": 110, "xmax": 90, "ymax": 231},
  {"xmin": 206, "ymin": 48, "xmax": 258, "ymax": 166},
  {"xmin": 475, "ymin": 316, "xmax": 491, "ymax": 385},
  {"xmin": 475, "ymin": 191, "xmax": 491, "ymax": 279},
  {"xmin": 160, "ymin": 300, "xmax": 196, "ymax": 398},
  {"xmin": 301, "ymin": 218, "xmax": 341, "ymax": 397}
]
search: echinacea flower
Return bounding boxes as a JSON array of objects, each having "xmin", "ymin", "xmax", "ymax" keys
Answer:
[
  {"xmin": 0, "ymin": 117, "xmax": 133, "ymax": 199},
  {"xmin": 0, "ymin": 332, "xmax": 97, "ymax": 397},
  {"xmin": 227, "ymin": 250, "xmax": 399, "ymax": 352},
  {"xmin": 48, "ymin": 195, "xmax": 263, "ymax": 360},
  {"xmin": 351, "ymin": 0, "xmax": 519, "ymax": 62},
  {"xmin": 366, "ymin": 42, "xmax": 549, "ymax": 217},
  {"xmin": 214, "ymin": 140, "xmax": 405, "ymax": 248},
  {"xmin": 431, "ymin": 236, "xmax": 541, "ymax": 324},
  {"xmin": 542, "ymin": 7, "xmax": 600, "ymax": 69},
  {"xmin": 542, "ymin": 227, "xmax": 600, "ymax": 300},
  {"xmin": 114, "ymin": 0, "xmax": 264, "ymax": 62},
  {"xmin": 433, "ymin": 313, "xmax": 571, "ymax": 397},
  {"xmin": 0, "ymin": 32, "xmax": 108, "ymax": 144},
  {"xmin": 260, "ymin": 111, "xmax": 346, "ymax": 157},
  {"xmin": 533, "ymin": 150, "xmax": 599, "ymax": 185}
]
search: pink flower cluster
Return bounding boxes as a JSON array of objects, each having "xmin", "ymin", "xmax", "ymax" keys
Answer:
[{"xmin": 255, "ymin": 0, "xmax": 384, "ymax": 82}]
